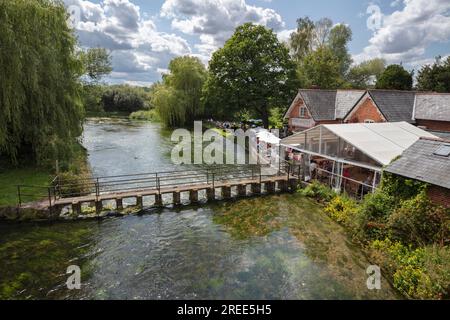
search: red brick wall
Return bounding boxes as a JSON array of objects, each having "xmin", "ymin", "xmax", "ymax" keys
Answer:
[
  {"xmin": 427, "ymin": 185, "xmax": 450, "ymax": 207},
  {"xmin": 416, "ymin": 119, "xmax": 450, "ymax": 132},
  {"xmin": 345, "ymin": 97, "xmax": 385, "ymax": 123}
]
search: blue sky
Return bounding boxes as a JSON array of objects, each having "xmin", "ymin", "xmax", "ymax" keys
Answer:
[{"xmin": 65, "ymin": 0, "xmax": 450, "ymax": 85}]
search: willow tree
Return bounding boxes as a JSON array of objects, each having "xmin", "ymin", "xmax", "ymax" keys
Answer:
[
  {"xmin": 0, "ymin": 0, "xmax": 84, "ymax": 166},
  {"xmin": 153, "ymin": 56, "xmax": 207, "ymax": 127}
]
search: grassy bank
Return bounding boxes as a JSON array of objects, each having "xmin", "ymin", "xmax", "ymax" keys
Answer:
[
  {"xmin": 0, "ymin": 143, "xmax": 91, "ymax": 207},
  {"xmin": 0, "ymin": 167, "xmax": 53, "ymax": 207}
]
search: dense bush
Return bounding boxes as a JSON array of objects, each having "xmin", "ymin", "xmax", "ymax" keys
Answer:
[
  {"xmin": 101, "ymin": 86, "xmax": 145, "ymax": 113},
  {"xmin": 387, "ymin": 190, "xmax": 449, "ymax": 246},
  {"xmin": 325, "ymin": 195, "xmax": 359, "ymax": 230},
  {"xmin": 356, "ymin": 190, "xmax": 397, "ymax": 240},
  {"xmin": 129, "ymin": 110, "xmax": 160, "ymax": 122},
  {"xmin": 298, "ymin": 180, "xmax": 336, "ymax": 203},
  {"xmin": 370, "ymin": 239, "xmax": 449, "ymax": 299}
]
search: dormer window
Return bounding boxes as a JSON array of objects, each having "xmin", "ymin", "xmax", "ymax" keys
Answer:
[{"xmin": 299, "ymin": 106, "xmax": 307, "ymax": 118}]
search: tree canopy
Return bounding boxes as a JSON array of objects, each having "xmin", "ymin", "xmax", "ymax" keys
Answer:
[
  {"xmin": 0, "ymin": 0, "xmax": 84, "ymax": 166},
  {"xmin": 153, "ymin": 56, "xmax": 207, "ymax": 127},
  {"xmin": 416, "ymin": 56, "xmax": 450, "ymax": 92},
  {"xmin": 79, "ymin": 48, "xmax": 113, "ymax": 84},
  {"xmin": 203, "ymin": 23, "xmax": 298, "ymax": 127},
  {"xmin": 376, "ymin": 64, "xmax": 413, "ymax": 90},
  {"xmin": 346, "ymin": 58, "xmax": 386, "ymax": 89},
  {"xmin": 289, "ymin": 17, "xmax": 353, "ymax": 89}
]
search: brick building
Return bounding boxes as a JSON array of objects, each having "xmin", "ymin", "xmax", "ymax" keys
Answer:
[
  {"xmin": 284, "ymin": 89, "xmax": 450, "ymax": 134},
  {"xmin": 385, "ymin": 137, "xmax": 450, "ymax": 207},
  {"xmin": 413, "ymin": 93, "xmax": 450, "ymax": 135}
]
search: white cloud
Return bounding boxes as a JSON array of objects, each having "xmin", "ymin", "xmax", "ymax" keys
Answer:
[
  {"xmin": 161, "ymin": 0, "xmax": 285, "ymax": 59},
  {"xmin": 64, "ymin": 0, "xmax": 192, "ymax": 83},
  {"xmin": 354, "ymin": 0, "xmax": 450, "ymax": 65}
]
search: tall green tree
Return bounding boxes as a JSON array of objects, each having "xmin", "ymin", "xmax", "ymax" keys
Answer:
[
  {"xmin": 204, "ymin": 23, "xmax": 298, "ymax": 127},
  {"xmin": 0, "ymin": 0, "xmax": 83, "ymax": 165},
  {"xmin": 376, "ymin": 64, "xmax": 413, "ymax": 90},
  {"xmin": 297, "ymin": 46, "xmax": 343, "ymax": 89},
  {"xmin": 416, "ymin": 56, "xmax": 450, "ymax": 92},
  {"xmin": 328, "ymin": 24, "xmax": 353, "ymax": 75},
  {"xmin": 346, "ymin": 58, "xmax": 386, "ymax": 89},
  {"xmin": 79, "ymin": 48, "xmax": 113, "ymax": 84},
  {"xmin": 153, "ymin": 56, "xmax": 207, "ymax": 127},
  {"xmin": 289, "ymin": 17, "xmax": 353, "ymax": 88}
]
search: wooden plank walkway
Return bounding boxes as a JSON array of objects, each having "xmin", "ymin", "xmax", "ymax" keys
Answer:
[{"xmin": 53, "ymin": 175, "xmax": 292, "ymax": 206}]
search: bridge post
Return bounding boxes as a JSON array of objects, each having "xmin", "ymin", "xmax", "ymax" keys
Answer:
[
  {"xmin": 155, "ymin": 193, "xmax": 163, "ymax": 207},
  {"xmin": 116, "ymin": 197, "xmax": 123, "ymax": 210},
  {"xmin": 251, "ymin": 183, "xmax": 261, "ymax": 195},
  {"xmin": 95, "ymin": 200, "xmax": 103, "ymax": 214},
  {"xmin": 279, "ymin": 180, "xmax": 288, "ymax": 192},
  {"xmin": 206, "ymin": 188, "xmax": 215, "ymax": 201},
  {"xmin": 289, "ymin": 178, "xmax": 299, "ymax": 191},
  {"xmin": 173, "ymin": 191, "xmax": 181, "ymax": 205},
  {"xmin": 189, "ymin": 189, "xmax": 198, "ymax": 203},
  {"xmin": 266, "ymin": 181, "xmax": 275, "ymax": 193},
  {"xmin": 222, "ymin": 185, "xmax": 231, "ymax": 199},
  {"xmin": 72, "ymin": 201, "xmax": 81, "ymax": 215},
  {"xmin": 136, "ymin": 194, "xmax": 143, "ymax": 208},
  {"xmin": 237, "ymin": 184, "xmax": 247, "ymax": 197}
]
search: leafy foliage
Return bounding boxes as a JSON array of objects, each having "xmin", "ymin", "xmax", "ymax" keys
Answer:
[
  {"xmin": 416, "ymin": 56, "xmax": 450, "ymax": 92},
  {"xmin": 0, "ymin": 0, "xmax": 84, "ymax": 166},
  {"xmin": 101, "ymin": 85, "xmax": 146, "ymax": 113},
  {"xmin": 297, "ymin": 46, "xmax": 343, "ymax": 89},
  {"xmin": 153, "ymin": 56, "xmax": 207, "ymax": 127},
  {"xmin": 79, "ymin": 48, "xmax": 112, "ymax": 84},
  {"xmin": 387, "ymin": 190, "xmax": 449, "ymax": 246},
  {"xmin": 325, "ymin": 195, "xmax": 359, "ymax": 230},
  {"xmin": 204, "ymin": 23, "xmax": 298, "ymax": 127},
  {"xmin": 376, "ymin": 64, "xmax": 413, "ymax": 90},
  {"xmin": 346, "ymin": 58, "xmax": 386, "ymax": 89},
  {"xmin": 289, "ymin": 17, "xmax": 352, "ymax": 88},
  {"xmin": 370, "ymin": 239, "xmax": 450, "ymax": 299},
  {"xmin": 298, "ymin": 180, "xmax": 336, "ymax": 203}
]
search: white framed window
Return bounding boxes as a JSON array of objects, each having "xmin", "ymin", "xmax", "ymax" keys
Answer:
[
  {"xmin": 299, "ymin": 106, "xmax": 307, "ymax": 118},
  {"xmin": 364, "ymin": 119, "xmax": 375, "ymax": 123}
]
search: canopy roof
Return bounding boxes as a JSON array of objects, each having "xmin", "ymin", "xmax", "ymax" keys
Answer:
[{"xmin": 281, "ymin": 122, "xmax": 439, "ymax": 166}]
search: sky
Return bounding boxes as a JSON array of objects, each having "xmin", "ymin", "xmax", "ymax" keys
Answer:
[{"xmin": 64, "ymin": 0, "xmax": 450, "ymax": 86}]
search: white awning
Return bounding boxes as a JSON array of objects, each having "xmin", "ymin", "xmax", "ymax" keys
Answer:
[{"xmin": 281, "ymin": 122, "xmax": 439, "ymax": 166}]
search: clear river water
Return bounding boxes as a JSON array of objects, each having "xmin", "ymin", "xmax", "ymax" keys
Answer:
[{"xmin": 0, "ymin": 118, "xmax": 400, "ymax": 299}]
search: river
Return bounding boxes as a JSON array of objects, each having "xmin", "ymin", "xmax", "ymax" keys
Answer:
[{"xmin": 0, "ymin": 118, "xmax": 400, "ymax": 299}]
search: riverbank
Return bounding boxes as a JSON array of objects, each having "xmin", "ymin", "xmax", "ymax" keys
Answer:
[
  {"xmin": 0, "ymin": 142, "xmax": 92, "ymax": 220},
  {"xmin": 297, "ymin": 180, "xmax": 449, "ymax": 300}
]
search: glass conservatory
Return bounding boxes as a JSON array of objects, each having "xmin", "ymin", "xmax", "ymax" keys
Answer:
[{"xmin": 281, "ymin": 122, "xmax": 438, "ymax": 197}]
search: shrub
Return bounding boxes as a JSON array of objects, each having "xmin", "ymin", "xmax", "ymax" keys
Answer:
[
  {"xmin": 370, "ymin": 238, "xmax": 450, "ymax": 299},
  {"xmin": 356, "ymin": 190, "xmax": 397, "ymax": 240},
  {"xmin": 129, "ymin": 109, "xmax": 160, "ymax": 122},
  {"xmin": 325, "ymin": 195, "xmax": 359, "ymax": 230},
  {"xmin": 298, "ymin": 180, "xmax": 335, "ymax": 203},
  {"xmin": 387, "ymin": 190, "xmax": 449, "ymax": 246},
  {"xmin": 380, "ymin": 172, "xmax": 426, "ymax": 201}
]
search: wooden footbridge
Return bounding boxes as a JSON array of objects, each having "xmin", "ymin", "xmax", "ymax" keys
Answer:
[{"xmin": 17, "ymin": 163, "xmax": 301, "ymax": 215}]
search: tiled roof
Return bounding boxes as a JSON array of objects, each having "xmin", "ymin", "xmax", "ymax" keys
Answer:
[
  {"xmin": 414, "ymin": 94, "xmax": 450, "ymax": 121},
  {"xmin": 368, "ymin": 90, "xmax": 416, "ymax": 122},
  {"xmin": 299, "ymin": 89, "xmax": 336, "ymax": 121},
  {"xmin": 335, "ymin": 90, "xmax": 366, "ymax": 119},
  {"xmin": 385, "ymin": 137, "xmax": 450, "ymax": 189}
]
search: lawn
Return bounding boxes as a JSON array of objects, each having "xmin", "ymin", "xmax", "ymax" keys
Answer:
[{"xmin": 0, "ymin": 167, "xmax": 53, "ymax": 207}]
